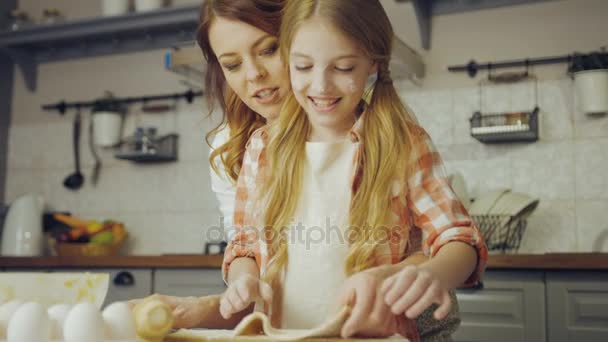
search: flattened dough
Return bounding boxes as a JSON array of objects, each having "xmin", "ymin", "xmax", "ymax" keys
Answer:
[{"xmin": 168, "ymin": 306, "xmax": 410, "ymax": 342}]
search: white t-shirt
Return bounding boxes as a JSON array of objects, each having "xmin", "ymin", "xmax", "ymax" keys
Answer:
[
  {"xmin": 209, "ymin": 127, "xmax": 237, "ymax": 242},
  {"xmin": 280, "ymin": 139, "xmax": 358, "ymax": 328}
]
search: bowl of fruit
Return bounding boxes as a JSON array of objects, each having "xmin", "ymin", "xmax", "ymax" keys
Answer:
[{"xmin": 47, "ymin": 213, "xmax": 128, "ymax": 257}]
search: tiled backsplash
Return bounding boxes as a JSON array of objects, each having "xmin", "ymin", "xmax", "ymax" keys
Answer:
[
  {"xmin": 5, "ymin": 100, "xmax": 224, "ymax": 255},
  {"xmin": 4, "ymin": 78, "xmax": 608, "ymax": 254},
  {"xmin": 397, "ymin": 78, "xmax": 608, "ymax": 253}
]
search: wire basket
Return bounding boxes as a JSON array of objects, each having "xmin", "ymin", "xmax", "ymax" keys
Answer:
[
  {"xmin": 47, "ymin": 234, "xmax": 127, "ymax": 257},
  {"xmin": 471, "ymin": 214, "xmax": 527, "ymax": 253}
]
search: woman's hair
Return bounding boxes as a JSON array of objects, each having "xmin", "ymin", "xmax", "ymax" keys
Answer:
[
  {"xmin": 261, "ymin": 0, "xmax": 419, "ymax": 291},
  {"xmin": 197, "ymin": 0, "xmax": 285, "ymax": 183}
]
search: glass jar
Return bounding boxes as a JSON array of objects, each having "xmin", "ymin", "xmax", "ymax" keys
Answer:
[
  {"xmin": 8, "ymin": 10, "xmax": 33, "ymax": 31},
  {"xmin": 41, "ymin": 8, "xmax": 65, "ymax": 25}
]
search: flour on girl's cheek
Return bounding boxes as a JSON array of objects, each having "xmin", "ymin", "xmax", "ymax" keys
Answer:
[
  {"xmin": 346, "ymin": 78, "xmax": 359, "ymax": 94},
  {"xmin": 291, "ymin": 74, "xmax": 307, "ymax": 92}
]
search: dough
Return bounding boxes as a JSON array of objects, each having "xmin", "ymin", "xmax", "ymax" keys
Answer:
[
  {"xmin": 232, "ymin": 306, "xmax": 352, "ymax": 341},
  {"xmin": 165, "ymin": 305, "xmax": 410, "ymax": 342}
]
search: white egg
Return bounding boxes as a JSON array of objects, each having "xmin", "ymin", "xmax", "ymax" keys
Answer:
[
  {"xmin": 47, "ymin": 304, "xmax": 71, "ymax": 339},
  {"xmin": 102, "ymin": 302, "xmax": 137, "ymax": 340},
  {"xmin": 0, "ymin": 300, "xmax": 23, "ymax": 339},
  {"xmin": 63, "ymin": 302, "xmax": 105, "ymax": 342},
  {"xmin": 7, "ymin": 302, "xmax": 50, "ymax": 342}
]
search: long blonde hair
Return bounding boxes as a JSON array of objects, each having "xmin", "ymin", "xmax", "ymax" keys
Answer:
[
  {"xmin": 261, "ymin": 0, "xmax": 419, "ymax": 295},
  {"xmin": 198, "ymin": 0, "xmax": 285, "ymax": 182}
]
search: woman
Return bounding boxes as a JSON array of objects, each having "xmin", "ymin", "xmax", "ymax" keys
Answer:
[
  {"xmin": 202, "ymin": 0, "xmax": 290, "ymax": 242},
  {"xmin": 129, "ymin": 0, "xmax": 290, "ymax": 329}
]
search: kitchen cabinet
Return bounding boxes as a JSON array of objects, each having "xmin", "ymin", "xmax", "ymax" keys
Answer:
[
  {"xmin": 153, "ymin": 269, "xmax": 225, "ymax": 297},
  {"xmin": 546, "ymin": 272, "xmax": 608, "ymax": 342},
  {"xmin": 454, "ymin": 270, "xmax": 546, "ymax": 342}
]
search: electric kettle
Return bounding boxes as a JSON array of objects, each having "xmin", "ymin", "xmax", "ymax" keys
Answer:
[{"xmin": 1, "ymin": 193, "xmax": 45, "ymax": 256}]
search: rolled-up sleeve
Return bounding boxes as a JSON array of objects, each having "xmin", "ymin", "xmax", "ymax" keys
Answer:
[
  {"xmin": 221, "ymin": 129, "xmax": 268, "ymax": 284},
  {"xmin": 406, "ymin": 127, "xmax": 487, "ymax": 286}
]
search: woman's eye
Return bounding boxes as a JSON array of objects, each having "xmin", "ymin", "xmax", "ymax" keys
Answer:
[
  {"xmin": 295, "ymin": 65, "xmax": 312, "ymax": 71},
  {"xmin": 224, "ymin": 63, "xmax": 240, "ymax": 71},
  {"xmin": 335, "ymin": 66, "xmax": 355, "ymax": 72},
  {"xmin": 261, "ymin": 44, "xmax": 279, "ymax": 56}
]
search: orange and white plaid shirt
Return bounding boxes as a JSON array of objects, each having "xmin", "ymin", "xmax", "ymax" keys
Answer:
[{"xmin": 222, "ymin": 115, "xmax": 488, "ymax": 340}]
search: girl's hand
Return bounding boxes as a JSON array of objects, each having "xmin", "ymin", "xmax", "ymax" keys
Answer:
[
  {"xmin": 380, "ymin": 265, "xmax": 451, "ymax": 320},
  {"xmin": 219, "ymin": 274, "xmax": 273, "ymax": 319},
  {"xmin": 335, "ymin": 270, "xmax": 398, "ymax": 338},
  {"xmin": 128, "ymin": 294, "xmax": 207, "ymax": 329}
]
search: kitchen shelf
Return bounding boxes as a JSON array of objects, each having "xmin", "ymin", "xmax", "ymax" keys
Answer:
[
  {"xmin": 0, "ymin": 5, "xmax": 200, "ymax": 91},
  {"xmin": 470, "ymin": 107, "xmax": 539, "ymax": 143}
]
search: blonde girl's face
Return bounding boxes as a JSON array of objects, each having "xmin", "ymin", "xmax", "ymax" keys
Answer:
[
  {"xmin": 289, "ymin": 16, "xmax": 377, "ymax": 141},
  {"xmin": 209, "ymin": 17, "xmax": 290, "ymax": 121}
]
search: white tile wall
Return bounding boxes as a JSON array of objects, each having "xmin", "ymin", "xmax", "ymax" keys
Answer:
[
  {"xmin": 398, "ymin": 78, "xmax": 608, "ymax": 253},
  {"xmin": 5, "ymin": 73, "xmax": 607, "ymax": 254}
]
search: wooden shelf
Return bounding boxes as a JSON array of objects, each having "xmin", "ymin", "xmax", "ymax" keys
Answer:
[
  {"xmin": 2, "ymin": 253, "xmax": 608, "ymax": 270},
  {"xmin": 0, "ymin": 5, "xmax": 200, "ymax": 91}
]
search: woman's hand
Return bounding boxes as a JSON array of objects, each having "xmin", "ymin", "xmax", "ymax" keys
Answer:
[
  {"xmin": 219, "ymin": 274, "xmax": 273, "ymax": 319},
  {"xmin": 335, "ymin": 269, "xmax": 398, "ymax": 338},
  {"xmin": 128, "ymin": 294, "xmax": 208, "ymax": 329},
  {"xmin": 380, "ymin": 264, "xmax": 451, "ymax": 320}
]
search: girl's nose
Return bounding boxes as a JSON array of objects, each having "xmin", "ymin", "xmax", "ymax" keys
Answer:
[{"xmin": 311, "ymin": 71, "xmax": 332, "ymax": 94}]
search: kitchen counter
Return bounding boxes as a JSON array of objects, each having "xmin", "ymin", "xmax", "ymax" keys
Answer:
[{"xmin": 1, "ymin": 253, "xmax": 607, "ymax": 270}]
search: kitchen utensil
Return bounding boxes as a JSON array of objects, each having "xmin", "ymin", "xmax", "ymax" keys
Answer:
[
  {"xmin": 134, "ymin": 0, "xmax": 164, "ymax": 12},
  {"xmin": 92, "ymin": 98, "xmax": 123, "ymax": 147},
  {"xmin": 469, "ymin": 188, "xmax": 510, "ymax": 216},
  {"xmin": 574, "ymin": 69, "xmax": 608, "ymax": 114},
  {"xmin": 63, "ymin": 111, "xmax": 84, "ymax": 190},
  {"xmin": 101, "ymin": 0, "xmax": 130, "ymax": 16},
  {"xmin": 88, "ymin": 113, "xmax": 102, "ymax": 186},
  {"xmin": 1, "ymin": 194, "xmax": 45, "ymax": 256}
]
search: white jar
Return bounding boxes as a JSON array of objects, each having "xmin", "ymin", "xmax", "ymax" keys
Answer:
[
  {"xmin": 134, "ymin": 0, "xmax": 164, "ymax": 12},
  {"xmin": 574, "ymin": 69, "xmax": 608, "ymax": 114},
  {"xmin": 101, "ymin": 0, "xmax": 130, "ymax": 16}
]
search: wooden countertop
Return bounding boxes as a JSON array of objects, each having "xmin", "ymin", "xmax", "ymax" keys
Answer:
[{"xmin": 0, "ymin": 253, "xmax": 607, "ymax": 270}]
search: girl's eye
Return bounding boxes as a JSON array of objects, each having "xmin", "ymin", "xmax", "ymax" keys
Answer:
[
  {"xmin": 336, "ymin": 66, "xmax": 355, "ymax": 72},
  {"xmin": 295, "ymin": 65, "xmax": 312, "ymax": 71},
  {"xmin": 261, "ymin": 43, "xmax": 279, "ymax": 56}
]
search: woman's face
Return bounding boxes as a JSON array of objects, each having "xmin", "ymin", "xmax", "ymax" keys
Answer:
[
  {"xmin": 209, "ymin": 17, "xmax": 290, "ymax": 121},
  {"xmin": 289, "ymin": 16, "xmax": 377, "ymax": 141}
]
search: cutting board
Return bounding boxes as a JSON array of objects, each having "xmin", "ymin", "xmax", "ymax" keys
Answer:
[{"xmin": 165, "ymin": 330, "xmax": 409, "ymax": 342}]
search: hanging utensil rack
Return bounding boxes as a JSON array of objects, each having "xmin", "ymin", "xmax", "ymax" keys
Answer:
[
  {"xmin": 448, "ymin": 49, "xmax": 608, "ymax": 77},
  {"xmin": 41, "ymin": 89, "xmax": 202, "ymax": 115}
]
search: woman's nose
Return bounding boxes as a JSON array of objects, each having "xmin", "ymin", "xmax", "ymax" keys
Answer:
[{"xmin": 245, "ymin": 60, "xmax": 267, "ymax": 82}]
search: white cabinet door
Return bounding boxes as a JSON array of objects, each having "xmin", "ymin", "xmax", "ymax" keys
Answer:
[
  {"xmin": 454, "ymin": 270, "xmax": 546, "ymax": 342},
  {"xmin": 154, "ymin": 269, "xmax": 226, "ymax": 297},
  {"xmin": 547, "ymin": 272, "xmax": 608, "ymax": 342}
]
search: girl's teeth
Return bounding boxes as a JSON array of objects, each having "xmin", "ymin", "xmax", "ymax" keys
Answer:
[
  {"xmin": 313, "ymin": 99, "xmax": 338, "ymax": 107},
  {"xmin": 257, "ymin": 89, "xmax": 275, "ymax": 98}
]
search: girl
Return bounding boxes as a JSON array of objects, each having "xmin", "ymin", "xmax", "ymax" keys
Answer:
[{"xmin": 220, "ymin": 0, "xmax": 487, "ymax": 341}]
